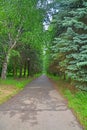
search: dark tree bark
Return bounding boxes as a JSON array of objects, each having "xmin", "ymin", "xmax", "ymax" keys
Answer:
[
  {"xmin": 63, "ymin": 73, "xmax": 66, "ymax": 80},
  {"xmin": 27, "ymin": 58, "xmax": 30, "ymax": 77},
  {"xmin": 19, "ymin": 65, "xmax": 23, "ymax": 78},
  {"xmin": 23, "ymin": 61, "xmax": 27, "ymax": 77},
  {"xmin": 13, "ymin": 64, "xmax": 17, "ymax": 78}
]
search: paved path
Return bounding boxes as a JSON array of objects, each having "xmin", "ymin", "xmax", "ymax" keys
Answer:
[{"xmin": 0, "ymin": 75, "xmax": 83, "ymax": 130}]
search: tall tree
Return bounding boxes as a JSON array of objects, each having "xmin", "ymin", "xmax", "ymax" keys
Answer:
[
  {"xmin": 48, "ymin": 0, "xmax": 87, "ymax": 90},
  {"xmin": 0, "ymin": 0, "xmax": 45, "ymax": 79}
]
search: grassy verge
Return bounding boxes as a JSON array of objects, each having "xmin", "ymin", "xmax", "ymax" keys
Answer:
[
  {"xmin": 0, "ymin": 73, "xmax": 41, "ymax": 104},
  {"xmin": 48, "ymin": 75, "xmax": 87, "ymax": 130}
]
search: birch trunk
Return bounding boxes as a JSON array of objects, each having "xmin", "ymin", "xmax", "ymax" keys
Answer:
[
  {"xmin": 1, "ymin": 54, "xmax": 9, "ymax": 79},
  {"xmin": 1, "ymin": 27, "xmax": 21, "ymax": 79}
]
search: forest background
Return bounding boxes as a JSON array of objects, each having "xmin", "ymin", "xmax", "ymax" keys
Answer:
[{"xmin": 0, "ymin": 0, "xmax": 87, "ymax": 129}]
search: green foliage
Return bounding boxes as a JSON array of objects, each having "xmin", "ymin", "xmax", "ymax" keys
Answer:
[
  {"xmin": 0, "ymin": 78, "xmax": 30, "ymax": 89},
  {"xmin": 48, "ymin": 0, "xmax": 87, "ymax": 90},
  {"xmin": 0, "ymin": 73, "xmax": 41, "ymax": 89},
  {"xmin": 0, "ymin": 0, "xmax": 47, "ymax": 78},
  {"xmin": 65, "ymin": 91, "xmax": 87, "ymax": 130}
]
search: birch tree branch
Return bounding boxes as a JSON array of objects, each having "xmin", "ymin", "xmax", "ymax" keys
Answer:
[{"xmin": 8, "ymin": 25, "xmax": 22, "ymax": 51}]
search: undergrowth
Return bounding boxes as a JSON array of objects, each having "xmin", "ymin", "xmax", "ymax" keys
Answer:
[
  {"xmin": 0, "ymin": 78, "xmax": 31, "ymax": 89},
  {"xmin": 0, "ymin": 73, "xmax": 41, "ymax": 89}
]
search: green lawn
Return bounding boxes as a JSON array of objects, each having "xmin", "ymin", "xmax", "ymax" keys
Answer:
[
  {"xmin": 48, "ymin": 75, "xmax": 87, "ymax": 130},
  {"xmin": 0, "ymin": 73, "xmax": 41, "ymax": 104},
  {"xmin": 0, "ymin": 78, "xmax": 32, "ymax": 104}
]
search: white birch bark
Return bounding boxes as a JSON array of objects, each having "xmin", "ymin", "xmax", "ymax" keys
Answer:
[
  {"xmin": 1, "ymin": 26, "xmax": 22, "ymax": 79},
  {"xmin": 1, "ymin": 54, "xmax": 9, "ymax": 79}
]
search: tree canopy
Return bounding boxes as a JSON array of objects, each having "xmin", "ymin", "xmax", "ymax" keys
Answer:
[
  {"xmin": 47, "ymin": 0, "xmax": 87, "ymax": 91},
  {"xmin": 0, "ymin": 0, "xmax": 48, "ymax": 79},
  {"xmin": 0, "ymin": 0, "xmax": 87, "ymax": 91}
]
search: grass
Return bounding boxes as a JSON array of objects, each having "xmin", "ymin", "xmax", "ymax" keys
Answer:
[
  {"xmin": 48, "ymin": 74, "xmax": 87, "ymax": 130},
  {"xmin": 0, "ymin": 78, "xmax": 31, "ymax": 88},
  {"xmin": 0, "ymin": 73, "xmax": 41, "ymax": 104}
]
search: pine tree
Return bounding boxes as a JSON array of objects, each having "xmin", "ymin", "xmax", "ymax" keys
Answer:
[{"xmin": 49, "ymin": 0, "xmax": 87, "ymax": 90}]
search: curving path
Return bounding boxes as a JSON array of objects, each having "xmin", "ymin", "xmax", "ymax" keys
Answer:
[{"xmin": 0, "ymin": 75, "xmax": 83, "ymax": 130}]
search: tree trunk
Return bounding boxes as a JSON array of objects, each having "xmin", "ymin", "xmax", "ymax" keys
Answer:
[
  {"xmin": 27, "ymin": 60, "xmax": 30, "ymax": 77},
  {"xmin": 1, "ymin": 28, "xmax": 21, "ymax": 80},
  {"xmin": 1, "ymin": 54, "xmax": 9, "ymax": 79},
  {"xmin": 19, "ymin": 65, "xmax": 23, "ymax": 78},
  {"xmin": 23, "ymin": 61, "xmax": 27, "ymax": 77},
  {"xmin": 63, "ymin": 73, "xmax": 66, "ymax": 80},
  {"xmin": 13, "ymin": 64, "xmax": 17, "ymax": 78}
]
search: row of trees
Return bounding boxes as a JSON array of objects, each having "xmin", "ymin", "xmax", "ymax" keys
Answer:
[
  {"xmin": 47, "ymin": 0, "xmax": 87, "ymax": 90},
  {"xmin": 0, "ymin": 0, "xmax": 47, "ymax": 79}
]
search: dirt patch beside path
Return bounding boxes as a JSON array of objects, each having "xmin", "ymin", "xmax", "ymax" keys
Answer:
[{"xmin": 0, "ymin": 85, "xmax": 19, "ymax": 104}]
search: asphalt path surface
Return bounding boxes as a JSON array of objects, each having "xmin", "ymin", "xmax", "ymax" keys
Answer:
[{"xmin": 0, "ymin": 75, "xmax": 83, "ymax": 130}]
